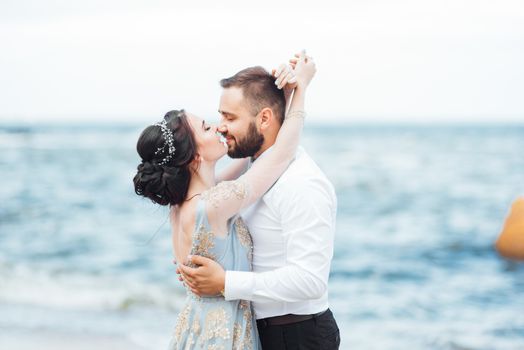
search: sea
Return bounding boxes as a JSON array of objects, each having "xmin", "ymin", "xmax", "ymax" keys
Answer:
[{"xmin": 1, "ymin": 121, "xmax": 523, "ymax": 349}]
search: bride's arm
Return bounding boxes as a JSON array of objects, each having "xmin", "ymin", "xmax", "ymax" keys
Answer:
[
  {"xmin": 203, "ymin": 51, "xmax": 316, "ymax": 221},
  {"xmin": 215, "ymin": 158, "xmax": 250, "ymax": 183},
  {"xmin": 214, "ymin": 54, "xmax": 304, "ymax": 185}
]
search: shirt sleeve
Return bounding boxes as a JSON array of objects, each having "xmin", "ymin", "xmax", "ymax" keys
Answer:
[{"xmin": 224, "ymin": 177, "xmax": 336, "ymax": 302}]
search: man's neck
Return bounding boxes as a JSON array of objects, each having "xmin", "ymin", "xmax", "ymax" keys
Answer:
[{"xmin": 252, "ymin": 138, "xmax": 276, "ymax": 161}]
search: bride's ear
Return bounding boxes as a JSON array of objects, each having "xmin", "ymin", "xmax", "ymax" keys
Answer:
[
  {"xmin": 258, "ymin": 107, "xmax": 274, "ymax": 132},
  {"xmin": 189, "ymin": 154, "xmax": 202, "ymax": 173}
]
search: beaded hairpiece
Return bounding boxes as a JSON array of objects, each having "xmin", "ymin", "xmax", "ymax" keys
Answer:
[{"xmin": 154, "ymin": 119, "xmax": 176, "ymax": 165}]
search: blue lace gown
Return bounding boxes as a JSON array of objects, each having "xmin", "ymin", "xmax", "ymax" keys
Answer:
[{"xmin": 167, "ymin": 198, "xmax": 261, "ymax": 350}]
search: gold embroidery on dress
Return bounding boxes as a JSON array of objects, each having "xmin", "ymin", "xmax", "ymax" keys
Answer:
[
  {"xmin": 182, "ymin": 313, "xmax": 199, "ymax": 350},
  {"xmin": 201, "ymin": 180, "xmax": 248, "ymax": 208},
  {"xmin": 191, "ymin": 315, "xmax": 201, "ymax": 335},
  {"xmin": 244, "ymin": 318, "xmax": 253, "ymax": 350},
  {"xmin": 232, "ymin": 322, "xmax": 243, "ymax": 350},
  {"xmin": 184, "ymin": 333, "xmax": 195, "ymax": 350},
  {"xmin": 190, "ymin": 223, "xmax": 216, "ymax": 265},
  {"xmin": 239, "ymin": 299, "xmax": 250, "ymax": 311},
  {"xmin": 239, "ymin": 300, "xmax": 254, "ymax": 350},
  {"xmin": 207, "ymin": 345, "xmax": 225, "ymax": 350},
  {"xmin": 234, "ymin": 217, "xmax": 254, "ymax": 263},
  {"xmin": 203, "ymin": 307, "xmax": 231, "ymax": 341},
  {"xmin": 173, "ymin": 303, "xmax": 191, "ymax": 347}
]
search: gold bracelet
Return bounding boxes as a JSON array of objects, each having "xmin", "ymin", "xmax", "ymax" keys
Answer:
[{"xmin": 286, "ymin": 110, "xmax": 306, "ymax": 119}]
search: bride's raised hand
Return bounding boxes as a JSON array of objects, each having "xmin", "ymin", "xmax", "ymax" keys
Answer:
[
  {"xmin": 288, "ymin": 50, "xmax": 312, "ymax": 69},
  {"xmin": 272, "ymin": 63, "xmax": 297, "ymax": 104},
  {"xmin": 272, "ymin": 63, "xmax": 297, "ymax": 90},
  {"xmin": 291, "ymin": 50, "xmax": 316, "ymax": 89}
]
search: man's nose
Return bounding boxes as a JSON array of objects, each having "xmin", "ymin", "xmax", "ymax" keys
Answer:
[{"xmin": 217, "ymin": 125, "xmax": 228, "ymax": 134}]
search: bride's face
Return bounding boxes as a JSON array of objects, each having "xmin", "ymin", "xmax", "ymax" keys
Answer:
[{"xmin": 186, "ymin": 112, "xmax": 227, "ymax": 162}]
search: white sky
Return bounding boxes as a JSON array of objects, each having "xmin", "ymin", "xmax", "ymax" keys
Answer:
[{"xmin": 1, "ymin": 0, "xmax": 523, "ymax": 123}]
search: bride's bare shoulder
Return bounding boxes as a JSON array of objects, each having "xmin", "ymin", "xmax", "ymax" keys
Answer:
[{"xmin": 170, "ymin": 200, "xmax": 199, "ymax": 234}]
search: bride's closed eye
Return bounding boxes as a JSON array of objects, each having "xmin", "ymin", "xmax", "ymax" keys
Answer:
[{"xmin": 202, "ymin": 120, "xmax": 211, "ymax": 131}]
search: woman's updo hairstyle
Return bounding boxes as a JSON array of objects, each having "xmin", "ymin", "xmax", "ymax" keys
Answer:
[{"xmin": 133, "ymin": 110, "xmax": 197, "ymax": 206}]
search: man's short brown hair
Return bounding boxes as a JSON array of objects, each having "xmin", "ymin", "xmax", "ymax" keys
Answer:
[{"xmin": 220, "ymin": 66, "xmax": 286, "ymax": 124}]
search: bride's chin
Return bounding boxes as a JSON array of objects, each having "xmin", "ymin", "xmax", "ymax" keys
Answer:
[{"xmin": 217, "ymin": 148, "xmax": 227, "ymax": 160}]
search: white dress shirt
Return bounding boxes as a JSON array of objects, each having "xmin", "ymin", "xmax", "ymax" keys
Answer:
[{"xmin": 224, "ymin": 146, "xmax": 337, "ymax": 319}]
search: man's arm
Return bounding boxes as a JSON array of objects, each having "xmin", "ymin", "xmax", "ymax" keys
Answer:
[
  {"xmin": 225, "ymin": 179, "xmax": 335, "ymax": 302},
  {"xmin": 179, "ymin": 178, "xmax": 336, "ymax": 302}
]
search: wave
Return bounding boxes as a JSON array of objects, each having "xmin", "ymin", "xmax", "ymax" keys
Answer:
[{"xmin": 0, "ymin": 262, "xmax": 187, "ymax": 312}]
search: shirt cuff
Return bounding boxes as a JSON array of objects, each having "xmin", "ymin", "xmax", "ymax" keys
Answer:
[{"xmin": 224, "ymin": 270, "xmax": 255, "ymax": 301}]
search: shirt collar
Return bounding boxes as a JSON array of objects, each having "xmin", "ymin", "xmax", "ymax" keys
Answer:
[
  {"xmin": 248, "ymin": 145, "xmax": 302, "ymax": 168},
  {"xmin": 250, "ymin": 145, "xmax": 274, "ymax": 165}
]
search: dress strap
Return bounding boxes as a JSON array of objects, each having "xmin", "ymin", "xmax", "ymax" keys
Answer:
[{"xmin": 194, "ymin": 196, "xmax": 209, "ymax": 229}]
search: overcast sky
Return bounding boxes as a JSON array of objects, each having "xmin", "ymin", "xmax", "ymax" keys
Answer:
[{"xmin": 1, "ymin": 0, "xmax": 523, "ymax": 124}]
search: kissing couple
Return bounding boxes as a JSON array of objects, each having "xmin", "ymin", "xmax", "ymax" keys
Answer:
[{"xmin": 133, "ymin": 50, "xmax": 339, "ymax": 349}]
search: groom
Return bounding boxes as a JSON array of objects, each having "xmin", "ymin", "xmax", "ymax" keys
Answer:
[{"xmin": 179, "ymin": 62, "xmax": 340, "ymax": 349}]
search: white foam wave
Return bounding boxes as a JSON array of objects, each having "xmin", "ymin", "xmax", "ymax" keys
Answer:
[{"xmin": 0, "ymin": 262, "xmax": 187, "ymax": 312}]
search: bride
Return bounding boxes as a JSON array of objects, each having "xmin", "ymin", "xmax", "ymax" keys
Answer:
[{"xmin": 133, "ymin": 51, "xmax": 315, "ymax": 349}]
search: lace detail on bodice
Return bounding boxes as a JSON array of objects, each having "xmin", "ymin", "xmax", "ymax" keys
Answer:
[
  {"xmin": 200, "ymin": 180, "xmax": 248, "ymax": 208},
  {"xmin": 235, "ymin": 217, "xmax": 253, "ymax": 265},
  {"xmin": 189, "ymin": 223, "xmax": 216, "ymax": 267},
  {"xmin": 235, "ymin": 300, "xmax": 254, "ymax": 350}
]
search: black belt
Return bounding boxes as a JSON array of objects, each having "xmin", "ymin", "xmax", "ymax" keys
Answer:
[{"xmin": 257, "ymin": 309, "xmax": 328, "ymax": 328}]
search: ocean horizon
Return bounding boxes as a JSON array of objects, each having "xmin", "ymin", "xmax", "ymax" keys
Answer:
[{"xmin": 1, "ymin": 121, "xmax": 523, "ymax": 349}]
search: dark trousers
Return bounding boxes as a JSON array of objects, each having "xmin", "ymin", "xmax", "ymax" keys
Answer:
[{"xmin": 257, "ymin": 309, "xmax": 340, "ymax": 350}]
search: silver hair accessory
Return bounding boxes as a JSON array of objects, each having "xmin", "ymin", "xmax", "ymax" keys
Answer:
[{"xmin": 154, "ymin": 119, "xmax": 176, "ymax": 165}]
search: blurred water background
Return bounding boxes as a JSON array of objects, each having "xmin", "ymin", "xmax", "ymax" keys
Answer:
[{"xmin": 1, "ymin": 121, "xmax": 523, "ymax": 349}]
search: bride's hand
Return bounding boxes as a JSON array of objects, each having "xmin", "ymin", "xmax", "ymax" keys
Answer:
[
  {"xmin": 271, "ymin": 50, "xmax": 316, "ymax": 101},
  {"xmin": 272, "ymin": 63, "xmax": 297, "ymax": 89},
  {"xmin": 290, "ymin": 50, "xmax": 316, "ymax": 89},
  {"xmin": 288, "ymin": 50, "xmax": 311, "ymax": 69},
  {"xmin": 272, "ymin": 63, "xmax": 297, "ymax": 103}
]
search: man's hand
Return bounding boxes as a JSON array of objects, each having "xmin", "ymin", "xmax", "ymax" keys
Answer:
[{"xmin": 177, "ymin": 255, "xmax": 226, "ymax": 297}]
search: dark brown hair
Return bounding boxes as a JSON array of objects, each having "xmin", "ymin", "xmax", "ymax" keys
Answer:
[
  {"xmin": 133, "ymin": 110, "xmax": 197, "ymax": 206},
  {"xmin": 220, "ymin": 66, "xmax": 286, "ymax": 124}
]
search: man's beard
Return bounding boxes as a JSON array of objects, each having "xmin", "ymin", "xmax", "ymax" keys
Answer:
[{"xmin": 227, "ymin": 121, "xmax": 264, "ymax": 158}]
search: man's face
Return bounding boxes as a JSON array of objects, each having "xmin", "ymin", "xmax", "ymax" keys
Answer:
[{"xmin": 218, "ymin": 87, "xmax": 264, "ymax": 158}]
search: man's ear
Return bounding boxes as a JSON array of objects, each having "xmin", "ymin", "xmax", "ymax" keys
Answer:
[{"xmin": 258, "ymin": 107, "xmax": 274, "ymax": 132}]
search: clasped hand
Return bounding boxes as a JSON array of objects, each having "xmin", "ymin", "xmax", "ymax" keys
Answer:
[{"xmin": 176, "ymin": 255, "xmax": 225, "ymax": 297}]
